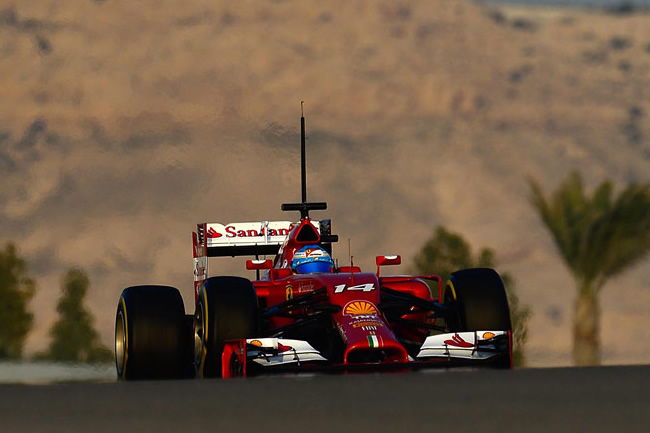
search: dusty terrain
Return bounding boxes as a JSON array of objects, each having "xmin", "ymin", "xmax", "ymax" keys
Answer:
[{"xmin": 1, "ymin": 0, "xmax": 650, "ymax": 366}]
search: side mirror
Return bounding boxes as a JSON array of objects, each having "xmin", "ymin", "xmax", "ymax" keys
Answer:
[
  {"xmin": 376, "ymin": 255, "xmax": 401, "ymax": 276},
  {"xmin": 246, "ymin": 259, "xmax": 273, "ymax": 270}
]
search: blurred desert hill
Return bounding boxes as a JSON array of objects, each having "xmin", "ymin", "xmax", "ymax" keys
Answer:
[{"xmin": 1, "ymin": 0, "xmax": 650, "ymax": 366}]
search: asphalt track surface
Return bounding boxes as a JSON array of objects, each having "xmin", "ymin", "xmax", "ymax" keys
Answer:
[{"xmin": 1, "ymin": 365, "xmax": 648, "ymax": 433}]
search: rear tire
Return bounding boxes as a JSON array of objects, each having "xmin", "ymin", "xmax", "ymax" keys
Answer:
[
  {"xmin": 115, "ymin": 286, "xmax": 191, "ymax": 380},
  {"xmin": 194, "ymin": 277, "xmax": 259, "ymax": 378}
]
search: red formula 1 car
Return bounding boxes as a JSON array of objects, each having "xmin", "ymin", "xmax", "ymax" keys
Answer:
[{"xmin": 114, "ymin": 115, "xmax": 512, "ymax": 380}]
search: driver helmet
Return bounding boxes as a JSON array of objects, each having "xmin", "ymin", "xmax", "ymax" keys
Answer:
[{"xmin": 291, "ymin": 245, "xmax": 334, "ymax": 274}]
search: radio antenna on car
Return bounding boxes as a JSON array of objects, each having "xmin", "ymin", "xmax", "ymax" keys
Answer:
[
  {"xmin": 281, "ymin": 101, "xmax": 327, "ymax": 219},
  {"xmin": 301, "ymin": 101, "xmax": 307, "ymax": 203}
]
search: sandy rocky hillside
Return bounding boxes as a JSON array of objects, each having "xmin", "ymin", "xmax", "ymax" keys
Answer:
[{"xmin": 1, "ymin": 0, "xmax": 650, "ymax": 366}]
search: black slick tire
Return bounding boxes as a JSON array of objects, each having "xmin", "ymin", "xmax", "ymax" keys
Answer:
[
  {"xmin": 115, "ymin": 285, "xmax": 190, "ymax": 380},
  {"xmin": 194, "ymin": 276, "xmax": 258, "ymax": 378},
  {"xmin": 444, "ymin": 268, "xmax": 512, "ymax": 332}
]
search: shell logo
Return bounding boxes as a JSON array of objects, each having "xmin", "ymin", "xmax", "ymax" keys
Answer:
[
  {"xmin": 343, "ymin": 301, "xmax": 378, "ymax": 316},
  {"xmin": 482, "ymin": 332, "xmax": 496, "ymax": 340},
  {"xmin": 250, "ymin": 340, "xmax": 263, "ymax": 347}
]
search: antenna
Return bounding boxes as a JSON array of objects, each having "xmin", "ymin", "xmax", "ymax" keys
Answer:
[
  {"xmin": 281, "ymin": 101, "xmax": 327, "ymax": 219},
  {"xmin": 280, "ymin": 103, "xmax": 339, "ymax": 246},
  {"xmin": 301, "ymin": 101, "xmax": 307, "ymax": 203}
]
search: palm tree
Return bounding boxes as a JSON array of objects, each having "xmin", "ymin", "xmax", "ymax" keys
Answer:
[{"xmin": 529, "ymin": 171, "xmax": 650, "ymax": 366}]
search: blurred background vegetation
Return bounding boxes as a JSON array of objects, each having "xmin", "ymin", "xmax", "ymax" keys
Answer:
[{"xmin": 0, "ymin": 244, "xmax": 111, "ymax": 363}]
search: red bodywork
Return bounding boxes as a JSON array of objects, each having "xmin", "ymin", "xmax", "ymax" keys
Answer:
[{"xmin": 197, "ymin": 218, "xmax": 445, "ymax": 377}]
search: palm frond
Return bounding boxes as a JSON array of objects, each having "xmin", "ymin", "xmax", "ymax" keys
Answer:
[{"xmin": 529, "ymin": 172, "xmax": 650, "ymax": 293}]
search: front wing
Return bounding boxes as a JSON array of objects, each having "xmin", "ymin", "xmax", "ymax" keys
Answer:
[{"xmin": 221, "ymin": 331, "xmax": 512, "ymax": 377}]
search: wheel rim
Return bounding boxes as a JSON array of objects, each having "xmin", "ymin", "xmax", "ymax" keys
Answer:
[
  {"xmin": 115, "ymin": 309, "xmax": 126, "ymax": 375},
  {"xmin": 194, "ymin": 303, "xmax": 206, "ymax": 375}
]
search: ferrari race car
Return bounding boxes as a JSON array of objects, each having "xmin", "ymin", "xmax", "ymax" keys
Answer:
[{"xmin": 114, "ymin": 115, "xmax": 513, "ymax": 380}]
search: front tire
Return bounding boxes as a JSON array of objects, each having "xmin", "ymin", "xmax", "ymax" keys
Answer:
[
  {"xmin": 115, "ymin": 286, "xmax": 191, "ymax": 380},
  {"xmin": 194, "ymin": 277, "xmax": 259, "ymax": 378},
  {"xmin": 444, "ymin": 268, "xmax": 512, "ymax": 332},
  {"xmin": 443, "ymin": 268, "xmax": 512, "ymax": 368}
]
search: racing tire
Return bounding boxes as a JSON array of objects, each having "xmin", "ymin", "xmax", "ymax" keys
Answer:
[
  {"xmin": 115, "ymin": 285, "xmax": 191, "ymax": 380},
  {"xmin": 444, "ymin": 268, "xmax": 512, "ymax": 368},
  {"xmin": 194, "ymin": 276, "xmax": 259, "ymax": 378},
  {"xmin": 444, "ymin": 268, "xmax": 512, "ymax": 332}
]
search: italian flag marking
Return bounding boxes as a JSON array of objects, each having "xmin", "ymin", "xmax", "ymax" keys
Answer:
[{"xmin": 367, "ymin": 335, "xmax": 382, "ymax": 348}]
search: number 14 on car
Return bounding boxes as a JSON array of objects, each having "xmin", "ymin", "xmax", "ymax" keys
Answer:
[{"xmin": 334, "ymin": 283, "xmax": 376, "ymax": 293}]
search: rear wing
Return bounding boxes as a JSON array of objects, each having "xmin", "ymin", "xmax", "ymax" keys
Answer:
[{"xmin": 196, "ymin": 221, "xmax": 298, "ymax": 258}]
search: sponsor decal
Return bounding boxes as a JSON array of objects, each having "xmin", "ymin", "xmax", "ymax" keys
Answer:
[
  {"xmin": 207, "ymin": 225, "xmax": 290, "ymax": 239},
  {"xmin": 286, "ymin": 284, "xmax": 293, "ymax": 301},
  {"xmin": 343, "ymin": 301, "xmax": 378, "ymax": 316},
  {"xmin": 193, "ymin": 260, "xmax": 206, "ymax": 278},
  {"xmin": 278, "ymin": 342, "xmax": 293, "ymax": 353},
  {"xmin": 367, "ymin": 335, "xmax": 383, "ymax": 348},
  {"xmin": 248, "ymin": 340, "xmax": 292, "ymax": 352},
  {"xmin": 298, "ymin": 281, "xmax": 315, "ymax": 293},
  {"xmin": 295, "ymin": 247, "xmax": 327, "ymax": 259},
  {"xmin": 352, "ymin": 321, "xmax": 384, "ymax": 329},
  {"xmin": 482, "ymin": 332, "xmax": 496, "ymax": 340},
  {"xmin": 207, "ymin": 227, "xmax": 222, "ymax": 238},
  {"xmin": 334, "ymin": 283, "xmax": 376, "ymax": 294},
  {"xmin": 348, "ymin": 314, "xmax": 384, "ymax": 331},
  {"xmin": 444, "ymin": 333, "xmax": 474, "ymax": 348}
]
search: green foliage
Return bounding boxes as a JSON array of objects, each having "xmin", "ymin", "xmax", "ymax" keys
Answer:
[
  {"xmin": 40, "ymin": 268, "xmax": 112, "ymax": 363},
  {"xmin": 412, "ymin": 227, "xmax": 475, "ymax": 281},
  {"xmin": 528, "ymin": 171, "xmax": 650, "ymax": 365},
  {"xmin": 412, "ymin": 226, "xmax": 531, "ymax": 366},
  {"xmin": 0, "ymin": 243, "xmax": 35, "ymax": 359},
  {"xmin": 529, "ymin": 171, "xmax": 650, "ymax": 295}
]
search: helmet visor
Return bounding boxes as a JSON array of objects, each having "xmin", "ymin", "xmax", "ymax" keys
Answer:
[{"xmin": 295, "ymin": 261, "xmax": 332, "ymax": 274}]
